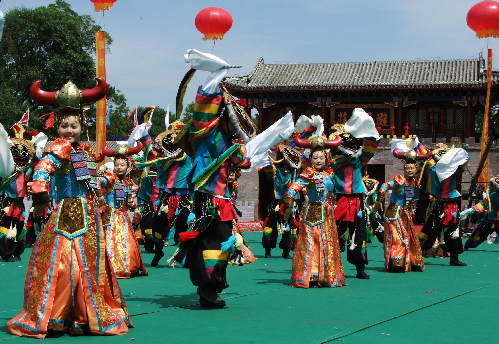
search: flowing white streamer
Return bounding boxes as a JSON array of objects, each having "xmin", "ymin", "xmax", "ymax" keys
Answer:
[
  {"xmin": 344, "ymin": 108, "xmax": 380, "ymax": 140},
  {"xmin": 244, "ymin": 111, "xmax": 295, "ymax": 170},
  {"xmin": 435, "ymin": 148, "xmax": 469, "ymax": 182}
]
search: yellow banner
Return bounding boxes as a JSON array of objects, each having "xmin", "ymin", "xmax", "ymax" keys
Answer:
[
  {"xmin": 478, "ymin": 49, "xmax": 492, "ymax": 187},
  {"xmin": 95, "ymin": 31, "xmax": 107, "ymax": 162}
]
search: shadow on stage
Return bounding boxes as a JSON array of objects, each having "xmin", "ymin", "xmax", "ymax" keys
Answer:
[{"xmin": 126, "ymin": 292, "xmax": 240, "ymax": 313}]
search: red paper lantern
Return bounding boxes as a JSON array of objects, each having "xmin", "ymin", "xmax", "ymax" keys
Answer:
[
  {"xmin": 90, "ymin": 0, "xmax": 117, "ymax": 12},
  {"xmin": 195, "ymin": 7, "xmax": 233, "ymax": 40},
  {"xmin": 467, "ymin": 0, "xmax": 499, "ymax": 38}
]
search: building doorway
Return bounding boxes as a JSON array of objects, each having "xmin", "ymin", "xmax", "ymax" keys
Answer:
[{"xmin": 366, "ymin": 164, "xmax": 385, "ymax": 186}]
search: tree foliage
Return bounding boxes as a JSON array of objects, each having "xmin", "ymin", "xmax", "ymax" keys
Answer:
[{"xmin": 0, "ymin": 0, "xmax": 132, "ymax": 140}]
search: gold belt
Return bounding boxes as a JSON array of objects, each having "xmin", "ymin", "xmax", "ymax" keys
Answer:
[{"xmin": 305, "ymin": 202, "xmax": 324, "ymax": 223}]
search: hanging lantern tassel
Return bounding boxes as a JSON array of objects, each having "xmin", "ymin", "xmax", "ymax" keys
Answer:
[
  {"xmin": 91, "ymin": 0, "xmax": 117, "ymax": 12},
  {"xmin": 467, "ymin": 0, "xmax": 499, "ymax": 38}
]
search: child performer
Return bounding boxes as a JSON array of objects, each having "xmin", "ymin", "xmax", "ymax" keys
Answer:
[{"xmin": 8, "ymin": 79, "xmax": 131, "ymax": 338}]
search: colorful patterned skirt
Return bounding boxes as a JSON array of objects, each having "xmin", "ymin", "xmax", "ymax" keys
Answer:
[
  {"xmin": 292, "ymin": 201, "xmax": 346, "ymax": 288},
  {"xmin": 7, "ymin": 197, "xmax": 130, "ymax": 338},
  {"xmin": 384, "ymin": 206, "xmax": 425, "ymax": 272},
  {"xmin": 102, "ymin": 207, "xmax": 148, "ymax": 278}
]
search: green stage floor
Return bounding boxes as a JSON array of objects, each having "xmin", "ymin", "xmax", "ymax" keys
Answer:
[{"xmin": 1, "ymin": 232, "xmax": 498, "ymax": 343}]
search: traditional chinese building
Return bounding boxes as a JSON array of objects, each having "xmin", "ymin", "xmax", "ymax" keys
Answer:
[{"xmin": 223, "ymin": 55, "xmax": 499, "ymax": 219}]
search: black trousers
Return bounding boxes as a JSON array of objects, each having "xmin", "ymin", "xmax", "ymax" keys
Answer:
[
  {"xmin": 262, "ymin": 201, "xmax": 293, "ymax": 251},
  {"xmin": 337, "ymin": 220, "xmax": 368, "ymax": 267},
  {"xmin": 186, "ymin": 191, "xmax": 232, "ymax": 293},
  {"xmin": 420, "ymin": 199, "xmax": 464, "ymax": 255}
]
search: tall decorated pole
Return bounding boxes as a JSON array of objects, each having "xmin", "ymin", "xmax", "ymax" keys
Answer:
[
  {"xmin": 466, "ymin": 1, "xmax": 499, "ymax": 188},
  {"xmin": 95, "ymin": 31, "xmax": 107, "ymax": 161},
  {"xmin": 479, "ymin": 48, "xmax": 493, "ymax": 185},
  {"xmin": 90, "ymin": 0, "xmax": 119, "ymax": 161}
]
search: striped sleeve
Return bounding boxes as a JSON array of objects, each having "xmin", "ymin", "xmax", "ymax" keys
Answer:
[
  {"xmin": 287, "ymin": 178, "xmax": 307, "ymax": 199},
  {"xmin": 98, "ymin": 172, "xmax": 116, "ymax": 189}
]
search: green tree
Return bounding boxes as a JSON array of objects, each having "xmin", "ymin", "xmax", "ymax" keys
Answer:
[
  {"xmin": 0, "ymin": 0, "xmax": 114, "ymax": 133},
  {"xmin": 181, "ymin": 102, "xmax": 195, "ymax": 122}
]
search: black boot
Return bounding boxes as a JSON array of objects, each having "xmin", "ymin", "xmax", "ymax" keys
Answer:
[
  {"xmin": 356, "ymin": 265, "xmax": 370, "ymax": 279},
  {"xmin": 264, "ymin": 248, "xmax": 272, "ymax": 258},
  {"xmin": 450, "ymin": 254, "xmax": 467, "ymax": 266},
  {"xmin": 197, "ymin": 287, "xmax": 226, "ymax": 308},
  {"xmin": 282, "ymin": 249, "xmax": 291, "ymax": 259}
]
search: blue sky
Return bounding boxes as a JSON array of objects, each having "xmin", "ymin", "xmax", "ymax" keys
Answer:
[{"xmin": 1, "ymin": 0, "xmax": 497, "ymax": 111}]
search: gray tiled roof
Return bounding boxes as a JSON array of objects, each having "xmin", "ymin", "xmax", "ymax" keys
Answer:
[{"xmin": 224, "ymin": 57, "xmax": 499, "ymax": 91}]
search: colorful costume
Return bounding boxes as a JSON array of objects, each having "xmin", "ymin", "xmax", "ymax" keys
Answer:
[
  {"xmin": 419, "ymin": 144, "xmax": 469, "ymax": 266},
  {"xmin": 7, "ymin": 79, "xmax": 130, "ymax": 338},
  {"xmin": 147, "ymin": 122, "xmax": 194, "ymax": 267},
  {"xmin": 262, "ymin": 143, "xmax": 301, "ymax": 258},
  {"xmin": 362, "ymin": 177, "xmax": 384, "ymax": 244},
  {"xmin": 180, "ymin": 50, "xmax": 255, "ymax": 307},
  {"xmin": 287, "ymin": 166, "xmax": 346, "ymax": 288},
  {"xmin": 136, "ymin": 167, "xmax": 158, "ymax": 253},
  {"xmin": 98, "ymin": 170, "xmax": 148, "ymax": 278},
  {"xmin": 380, "ymin": 176, "xmax": 425, "ymax": 272},
  {"xmin": 0, "ymin": 125, "xmax": 34, "ymax": 261},
  {"xmin": 227, "ymin": 170, "xmax": 256, "ymax": 265},
  {"xmin": 378, "ymin": 137, "xmax": 430, "ymax": 272},
  {"xmin": 462, "ymin": 174, "xmax": 499, "ymax": 249},
  {"xmin": 329, "ymin": 109, "xmax": 380, "ymax": 279}
]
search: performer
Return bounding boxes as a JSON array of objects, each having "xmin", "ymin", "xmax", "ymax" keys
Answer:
[
  {"xmin": 179, "ymin": 50, "xmax": 256, "ymax": 308},
  {"xmin": 98, "ymin": 144, "xmax": 148, "ymax": 278},
  {"xmin": 227, "ymin": 167, "xmax": 256, "ymax": 265},
  {"xmin": 261, "ymin": 142, "xmax": 301, "ymax": 259},
  {"xmin": 418, "ymin": 144, "xmax": 469, "ymax": 266},
  {"xmin": 378, "ymin": 138, "xmax": 430, "ymax": 272},
  {"xmin": 136, "ymin": 166, "xmax": 158, "ymax": 253},
  {"xmin": 362, "ymin": 176, "xmax": 384, "ymax": 244},
  {"xmin": 329, "ymin": 108, "xmax": 380, "ymax": 279},
  {"xmin": 147, "ymin": 121, "xmax": 194, "ymax": 267},
  {"xmin": 461, "ymin": 174, "xmax": 499, "ymax": 249},
  {"xmin": 7, "ymin": 79, "xmax": 131, "ymax": 338},
  {"xmin": 0, "ymin": 124, "xmax": 34, "ymax": 261},
  {"xmin": 284, "ymin": 133, "xmax": 346, "ymax": 288}
]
